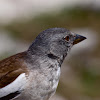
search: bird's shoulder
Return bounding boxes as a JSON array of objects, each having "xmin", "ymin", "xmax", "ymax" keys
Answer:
[{"xmin": 0, "ymin": 52, "xmax": 29, "ymax": 88}]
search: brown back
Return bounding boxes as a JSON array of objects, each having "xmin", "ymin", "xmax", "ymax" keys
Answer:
[{"xmin": 0, "ymin": 52, "xmax": 29, "ymax": 88}]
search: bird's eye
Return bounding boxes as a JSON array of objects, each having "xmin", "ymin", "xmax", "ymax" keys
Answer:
[{"xmin": 64, "ymin": 36, "xmax": 70, "ymax": 41}]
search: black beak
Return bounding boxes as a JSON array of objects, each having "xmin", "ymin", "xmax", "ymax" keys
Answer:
[{"xmin": 73, "ymin": 34, "xmax": 87, "ymax": 45}]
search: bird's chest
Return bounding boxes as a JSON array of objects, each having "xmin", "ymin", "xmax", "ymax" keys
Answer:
[
  {"xmin": 49, "ymin": 66, "xmax": 61, "ymax": 91},
  {"xmin": 41, "ymin": 61, "xmax": 61, "ymax": 92},
  {"xmin": 27, "ymin": 62, "xmax": 61, "ymax": 100}
]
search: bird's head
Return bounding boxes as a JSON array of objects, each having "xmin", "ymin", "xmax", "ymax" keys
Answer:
[{"xmin": 28, "ymin": 28, "xmax": 86, "ymax": 62}]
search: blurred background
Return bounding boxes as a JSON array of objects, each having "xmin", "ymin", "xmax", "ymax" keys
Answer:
[{"xmin": 0, "ymin": 0, "xmax": 100, "ymax": 100}]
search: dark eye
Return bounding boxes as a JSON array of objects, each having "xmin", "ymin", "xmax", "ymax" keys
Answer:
[{"xmin": 64, "ymin": 36, "xmax": 70, "ymax": 41}]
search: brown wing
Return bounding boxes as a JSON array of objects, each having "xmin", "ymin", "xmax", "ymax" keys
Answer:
[{"xmin": 0, "ymin": 52, "xmax": 29, "ymax": 88}]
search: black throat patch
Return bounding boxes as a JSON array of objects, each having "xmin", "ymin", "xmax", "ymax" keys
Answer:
[{"xmin": 47, "ymin": 53, "xmax": 58, "ymax": 59}]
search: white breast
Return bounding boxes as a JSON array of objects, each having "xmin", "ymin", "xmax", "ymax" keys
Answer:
[
  {"xmin": 0, "ymin": 73, "xmax": 27, "ymax": 98},
  {"xmin": 52, "ymin": 67, "xmax": 60, "ymax": 89}
]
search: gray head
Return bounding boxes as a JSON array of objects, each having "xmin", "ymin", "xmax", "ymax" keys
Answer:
[{"xmin": 28, "ymin": 28, "xmax": 86, "ymax": 64}]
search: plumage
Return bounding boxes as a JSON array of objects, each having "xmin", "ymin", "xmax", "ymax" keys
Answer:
[
  {"xmin": 0, "ymin": 52, "xmax": 28, "ymax": 88},
  {"xmin": 0, "ymin": 28, "xmax": 86, "ymax": 100},
  {"xmin": 0, "ymin": 91, "xmax": 20, "ymax": 100}
]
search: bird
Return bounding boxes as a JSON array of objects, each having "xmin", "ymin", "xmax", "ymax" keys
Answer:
[{"xmin": 0, "ymin": 28, "xmax": 86, "ymax": 100}]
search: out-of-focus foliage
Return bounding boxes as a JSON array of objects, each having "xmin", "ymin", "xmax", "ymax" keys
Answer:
[{"xmin": 3, "ymin": 6, "xmax": 100, "ymax": 40}]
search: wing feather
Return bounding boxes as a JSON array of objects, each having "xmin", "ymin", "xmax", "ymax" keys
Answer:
[{"xmin": 0, "ymin": 52, "xmax": 29, "ymax": 88}]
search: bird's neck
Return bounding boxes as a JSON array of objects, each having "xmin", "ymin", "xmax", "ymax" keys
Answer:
[{"xmin": 27, "ymin": 45, "xmax": 68, "ymax": 67}]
